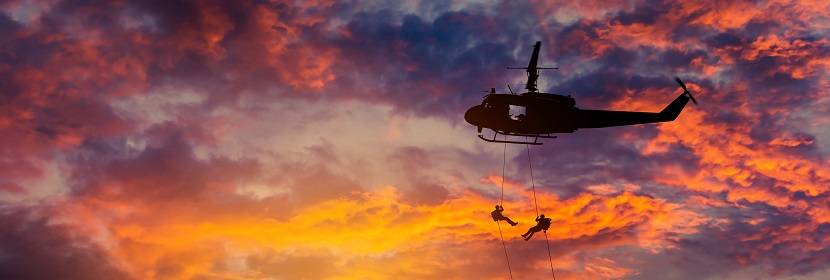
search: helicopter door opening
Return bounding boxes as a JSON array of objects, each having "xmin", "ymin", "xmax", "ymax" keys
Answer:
[{"xmin": 509, "ymin": 105, "xmax": 526, "ymax": 121}]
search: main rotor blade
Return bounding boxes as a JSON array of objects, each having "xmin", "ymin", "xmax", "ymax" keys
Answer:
[
  {"xmin": 527, "ymin": 41, "xmax": 541, "ymax": 70},
  {"xmin": 525, "ymin": 41, "xmax": 542, "ymax": 92}
]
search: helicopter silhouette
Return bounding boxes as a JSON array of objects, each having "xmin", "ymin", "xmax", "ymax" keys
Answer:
[{"xmin": 464, "ymin": 41, "xmax": 698, "ymax": 145}]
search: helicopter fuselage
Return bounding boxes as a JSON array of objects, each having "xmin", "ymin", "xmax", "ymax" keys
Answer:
[{"xmin": 464, "ymin": 93, "xmax": 580, "ymax": 135}]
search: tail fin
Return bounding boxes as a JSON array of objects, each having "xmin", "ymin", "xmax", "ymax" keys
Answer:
[{"xmin": 659, "ymin": 93, "xmax": 692, "ymax": 121}]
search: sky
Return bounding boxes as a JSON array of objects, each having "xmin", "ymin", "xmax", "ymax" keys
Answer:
[{"xmin": 1, "ymin": 0, "xmax": 829, "ymax": 279}]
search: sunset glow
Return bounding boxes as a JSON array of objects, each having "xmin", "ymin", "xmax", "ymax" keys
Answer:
[{"xmin": 1, "ymin": 1, "xmax": 829, "ymax": 279}]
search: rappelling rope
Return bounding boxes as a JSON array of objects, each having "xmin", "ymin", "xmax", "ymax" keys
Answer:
[
  {"xmin": 526, "ymin": 142, "xmax": 557, "ymax": 280},
  {"xmin": 526, "ymin": 143, "xmax": 539, "ymax": 217},
  {"xmin": 501, "ymin": 138, "xmax": 507, "ymax": 205},
  {"xmin": 544, "ymin": 232, "xmax": 556, "ymax": 280},
  {"xmin": 496, "ymin": 219, "xmax": 514, "ymax": 280},
  {"xmin": 497, "ymin": 138, "xmax": 514, "ymax": 280}
]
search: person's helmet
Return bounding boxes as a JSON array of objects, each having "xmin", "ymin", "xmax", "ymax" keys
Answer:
[
  {"xmin": 540, "ymin": 214, "xmax": 545, "ymax": 218},
  {"xmin": 495, "ymin": 205, "xmax": 500, "ymax": 208}
]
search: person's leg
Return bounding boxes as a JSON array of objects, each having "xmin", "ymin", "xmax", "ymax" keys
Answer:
[
  {"xmin": 505, "ymin": 217, "xmax": 517, "ymax": 226},
  {"xmin": 524, "ymin": 231, "xmax": 535, "ymax": 240},
  {"xmin": 525, "ymin": 226, "xmax": 543, "ymax": 240}
]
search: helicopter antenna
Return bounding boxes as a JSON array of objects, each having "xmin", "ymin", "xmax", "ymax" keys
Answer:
[
  {"xmin": 507, "ymin": 41, "xmax": 557, "ymax": 93},
  {"xmin": 482, "ymin": 87, "xmax": 495, "ymax": 98},
  {"xmin": 507, "ymin": 84, "xmax": 515, "ymax": 94}
]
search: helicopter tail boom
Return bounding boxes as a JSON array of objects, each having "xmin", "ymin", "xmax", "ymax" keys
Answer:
[{"xmin": 577, "ymin": 93, "xmax": 691, "ymax": 129}]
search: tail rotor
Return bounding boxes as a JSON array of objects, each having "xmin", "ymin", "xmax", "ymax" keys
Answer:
[{"xmin": 674, "ymin": 76, "xmax": 697, "ymax": 105}]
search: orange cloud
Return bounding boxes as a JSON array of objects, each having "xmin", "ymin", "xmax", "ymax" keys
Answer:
[{"xmin": 37, "ymin": 180, "xmax": 706, "ymax": 279}]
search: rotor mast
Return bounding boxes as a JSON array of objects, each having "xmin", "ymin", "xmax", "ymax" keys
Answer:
[{"xmin": 508, "ymin": 41, "xmax": 557, "ymax": 93}]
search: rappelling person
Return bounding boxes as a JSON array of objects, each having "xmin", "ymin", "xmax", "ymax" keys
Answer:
[
  {"xmin": 521, "ymin": 214, "xmax": 551, "ymax": 241},
  {"xmin": 491, "ymin": 205, "xmax": 518, "ymax": 226}
]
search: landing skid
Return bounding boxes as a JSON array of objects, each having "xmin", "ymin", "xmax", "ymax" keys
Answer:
[{"xmin": 477, "ymin": 131, "xmax": 557, "ymax": 145}]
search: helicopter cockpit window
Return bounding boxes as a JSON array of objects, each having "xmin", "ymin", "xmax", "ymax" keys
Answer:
[{"xmin": 509, "ymin": 105, "xmax": 526, "ymax": 121}]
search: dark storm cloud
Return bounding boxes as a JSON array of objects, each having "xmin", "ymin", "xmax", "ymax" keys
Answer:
[
  {"xmin": 506, "ymin": 124, "xmax": 700, "ymax": 201},
  {"xmin": 68, "ymin": 133, "xmax": 260, "ymax": 202},
  {"xmin": 704, "ymin": 31, "xmax": 746, "ymax": 49},
  {"xmin": 660, "ymin": 49, "xmax": 708, "ymax": 69},
  {"xmin": 0, "ymin": 0, "xmax": 351, "ymax": 107},
  {"xmin": 330, "ymin": 9, "xmax": 524, "ymax": 117},
  {"xmin": 612, "ymin": 2, "xmax": 666, "ymax": 26},
  {"xmin": 554, "ymin": 19, "xmax": 606, "ymax": 59},
  {"xmin": 547, "ymin": 70, "xmax": 674, "ymax": 106},
  {"xmin": 666, "ymin": 208, "xmax": 830, "ymax": 278},
  {"xmin": 0, "ymin": 206, "xmax": 129, "ymax": 280}
]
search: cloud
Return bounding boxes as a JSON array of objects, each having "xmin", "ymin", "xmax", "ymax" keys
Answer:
[
  {"xmin": 1, "ymin": 0, "xmax": 829, "ymax": 278},
  {"xmin": 99, "ymin": 186, "xmax": 704, "ymax": 278},
  {"xmin": 0, "ymin": 205, "xmax": 129, "ymax": 280}
]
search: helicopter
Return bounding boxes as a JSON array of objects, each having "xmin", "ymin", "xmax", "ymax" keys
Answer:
[{"xmin": 464, "ymin": 41, "xmax": 698, "ymax": 145}]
